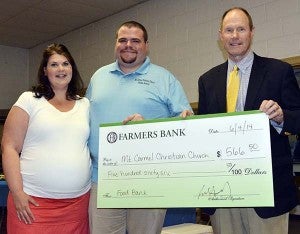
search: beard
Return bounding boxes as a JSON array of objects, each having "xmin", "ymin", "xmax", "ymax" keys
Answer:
[
  {"xmin": 118, "ymin": 46, "xmax": 138, "ymax": 64},
  {"xmin": 120, "ymin": 52, "xmax": 137, "ymax": 64},
  {"xmin": 121, "ymin": 56, "xmax": 137, "ymax": 64}
]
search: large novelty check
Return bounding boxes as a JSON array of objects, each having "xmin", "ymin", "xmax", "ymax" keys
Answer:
[{"xmin": 97, "ymin": 111, "xmax": 273, "ymax": 208}]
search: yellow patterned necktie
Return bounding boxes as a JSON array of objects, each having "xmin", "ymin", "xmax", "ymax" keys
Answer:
[{"xmin": 226, "ymin": 65, "xmax": 240, "ymax": 112}]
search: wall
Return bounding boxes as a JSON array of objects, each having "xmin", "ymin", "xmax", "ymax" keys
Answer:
[
  {"xmin": 25, "ymin": 0, "xmax": 300, "ymax": 104},
  {"xmin": 0, "ymin": 45, "xmax": 28, "ymax": 109}
]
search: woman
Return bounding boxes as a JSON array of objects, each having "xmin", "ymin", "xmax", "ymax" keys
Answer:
[{"xmin": 1, "ymin": 44, "xmax": 91, "ymax": 233}]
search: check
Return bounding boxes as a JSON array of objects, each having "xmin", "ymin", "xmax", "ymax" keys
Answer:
[{"xmin": 97, "ymin": 111, "xmax": 273, "ymax": 208}]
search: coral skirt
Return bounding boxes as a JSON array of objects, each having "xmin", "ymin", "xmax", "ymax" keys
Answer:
[{"xmin": 7, "ymin": 191, "xmax": 90, "ymax": 234}]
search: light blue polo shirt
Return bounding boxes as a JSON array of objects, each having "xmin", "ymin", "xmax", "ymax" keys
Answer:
[{"xmin": 86, "ymin": 57, "xmax": 191, "ymax": 182}]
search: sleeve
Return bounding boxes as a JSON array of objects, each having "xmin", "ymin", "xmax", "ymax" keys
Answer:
[
  {"xmin": 197, "ymin": 75, "xmax": 209, "ymax": 115},
  {"xmin": 85, "ymin": 78, "xmax": 93, "ymax": 101},
  {"xmin": 81, "ymin": 97, "xmax": 90, "ymax": 111},
  {"xmin": 281, "ymin": 64, "xmax": 300, "ymax": 134},
  {"xmin": 167, "ymin": 73, "xmax": 192, "ymax": 117},
  {"xmin": 13, "ymin": 91, "xmax": 34, "ymax": 115}
]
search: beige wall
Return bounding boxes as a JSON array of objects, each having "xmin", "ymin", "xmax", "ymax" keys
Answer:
[
  {"xmin": 0, "ymin": 45, "xmax": 28, "ymax": 109},
  {"xmin": 1, "ymin": 0, "xmax": 300, "ymax": 109}
]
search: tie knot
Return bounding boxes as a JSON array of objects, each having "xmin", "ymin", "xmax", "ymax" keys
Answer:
[{"xmin": 233, "ymin": 65, "xmax": 238, "ymax": 72}]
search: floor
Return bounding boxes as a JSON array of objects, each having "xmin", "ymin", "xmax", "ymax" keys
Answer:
[
  {"xmin": 198, "ymin": 211, "xmax": 300, "ymax": 234},
  {"xmin": 0, "ymin": 210, "xmax": 300, "ymax": 233}
]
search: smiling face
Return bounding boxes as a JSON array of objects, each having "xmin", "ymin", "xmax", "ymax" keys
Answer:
[
  {"xmin": 219, "ymin": 9, "xmax": 254, "ymax": 62},
  {"xmin": 115, "ymin": 26, "xmax": 148, "ymax": 73},
  {"xmin": 44, "ymin": 53, "xmax": 72, "ymax": 91}
]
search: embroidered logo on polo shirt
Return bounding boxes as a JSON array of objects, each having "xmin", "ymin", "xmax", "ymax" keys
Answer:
[{"xmin": 134, "ymin": 78, "xmax": 154, "ymax": 85}]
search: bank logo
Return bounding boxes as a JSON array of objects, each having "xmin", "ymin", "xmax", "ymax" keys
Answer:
[{"xmin": 107, "ymin": 132, "xmax": 118, "ymax": 143}]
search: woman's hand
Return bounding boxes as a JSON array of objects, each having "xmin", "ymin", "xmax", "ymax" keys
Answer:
[{"xmin": 12, "ymin": 191, "xmax": 39, "ymax": 224}]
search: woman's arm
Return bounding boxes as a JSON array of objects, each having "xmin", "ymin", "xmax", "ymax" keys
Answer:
[{"xmin": 1, "ymin": 106, "xmax": 38, "ymax": 224}]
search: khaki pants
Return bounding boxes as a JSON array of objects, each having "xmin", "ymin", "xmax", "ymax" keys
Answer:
[
  {"xmin": 89, "ymin": 183, "xmax": 166, "ymax": 234},
  {"xmin": 210, "ymin": 208, "xmax": 289, "ymax": 234}
]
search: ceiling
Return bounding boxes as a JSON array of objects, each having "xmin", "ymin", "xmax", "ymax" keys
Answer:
[{"xmin": 0, "ymin": 0, "xmax": 147, "ymax": 49}]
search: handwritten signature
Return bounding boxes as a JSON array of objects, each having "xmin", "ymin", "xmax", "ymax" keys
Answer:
[
  {"xmin": 196, "ymin": 181, "xmax": 232, "ymax": 198},
  {"xmin": 195, "ymin": 182, "xmax": 245, "ymax": 201}
]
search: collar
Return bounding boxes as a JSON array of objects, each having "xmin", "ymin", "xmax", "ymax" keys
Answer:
[{"xmin": 228, "ymin": 51, "xmax": 254, "ymax": 73}]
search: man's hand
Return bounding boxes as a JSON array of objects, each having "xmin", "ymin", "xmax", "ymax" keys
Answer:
[
  {"xmin": 179, "ymin": 110, "xmax": 194, "ymax": 118},
  {"xmin": 122, "ymin": 113, "xmax": 144, "ymax": 124},
  {"xmin": 259, "ymin": 100, "xmax": 284, "ymax": 124}
]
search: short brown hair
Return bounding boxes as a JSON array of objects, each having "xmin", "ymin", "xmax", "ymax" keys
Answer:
[{"xmin": 116, "ymin": 21, "xmax": 148, "ymax": 42}]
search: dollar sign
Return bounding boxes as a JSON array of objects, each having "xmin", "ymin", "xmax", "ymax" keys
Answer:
[{"xmin": 217, "ymin": 150, "xmax": 221, "ymax": 157}]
